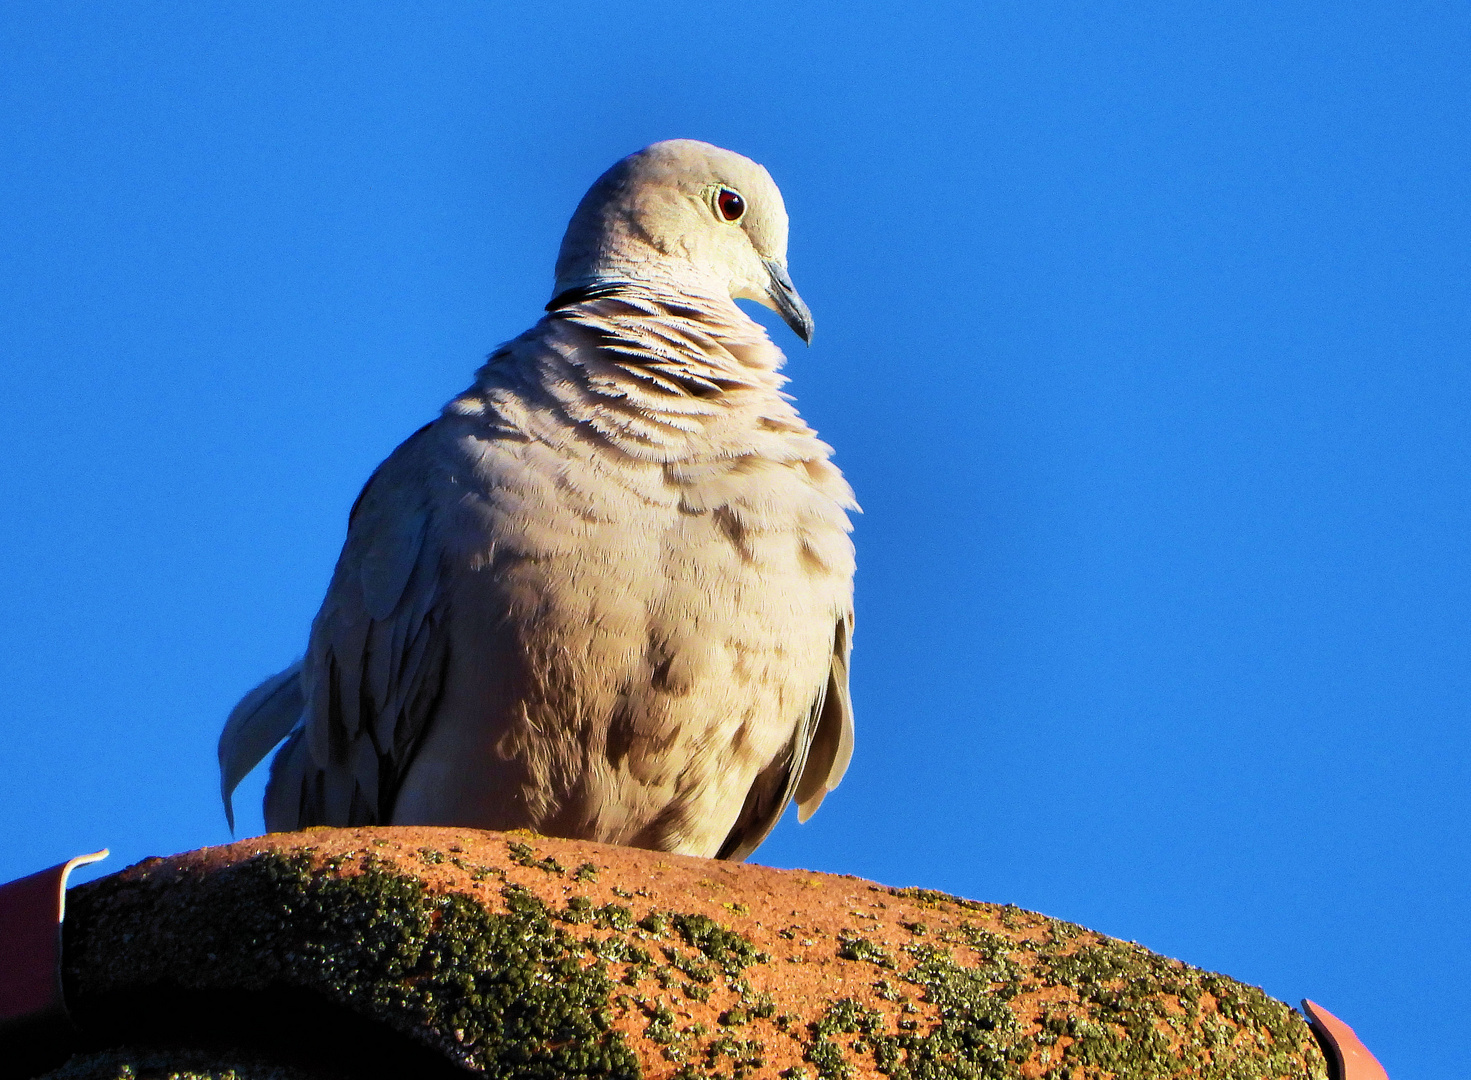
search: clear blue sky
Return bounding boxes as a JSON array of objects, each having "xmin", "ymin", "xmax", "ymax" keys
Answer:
[{"xmin": 3, "ymin": 4, "xmax": 1465, "ymax": 1075}]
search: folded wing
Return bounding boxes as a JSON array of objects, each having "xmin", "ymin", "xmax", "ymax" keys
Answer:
[{"xmin": 716, "ymin": 611, "xmax": 855, "ymax": 861}]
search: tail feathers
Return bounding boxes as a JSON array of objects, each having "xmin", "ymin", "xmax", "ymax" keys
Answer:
[{"xmin": 218, "ymin": 661, "xmax": 305, "ymax": 832}]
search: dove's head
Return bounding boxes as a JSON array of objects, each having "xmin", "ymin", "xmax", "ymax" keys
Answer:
[{"xmin": 552, "ymin": 139, "xmax": 814, "ymax": 343}]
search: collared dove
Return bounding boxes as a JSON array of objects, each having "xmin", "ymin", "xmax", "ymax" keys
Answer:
[{"xmin": 218, "ymin": 140, "xmax": 856, "ymax": 861}]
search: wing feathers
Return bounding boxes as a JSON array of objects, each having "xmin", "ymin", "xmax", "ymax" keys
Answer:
[
  {"xmin": 796, "ymin": 611, "xmax": 855, "ymax": 822},
  {"xmin": 262, "ymin": 726, "xmax": 312, "ymax": 830},
  {"xmin": 286, "ymin": 431, "xmax": 450, "ymax": 829},
  {"xmin": 360, "ymin": 505, "xmax": 429, "ymax": 621},
  {"xmin": 717, "ymin": 611, "xmax": 855, "ymax": 860},
  {"xmin": 218, "ymin": 661, "xmax": 305, "ymax": 832}
]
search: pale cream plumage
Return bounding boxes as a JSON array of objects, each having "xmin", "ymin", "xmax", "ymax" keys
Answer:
[{"xmin": 218, "ymin": 140, "xmax": 856, "ymax": 860}]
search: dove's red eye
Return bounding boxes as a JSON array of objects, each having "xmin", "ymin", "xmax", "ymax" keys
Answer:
[{"xmin": 716, "ymin": 188, "xmax": 745, "ymax": 222}]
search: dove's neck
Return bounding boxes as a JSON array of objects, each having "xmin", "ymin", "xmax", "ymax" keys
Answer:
[
  {"xmin": 545, "ymin": 265, "xmax": 787, "ymax": 378},
  {"xmin": 552, "ymin": 257, "xmax": 734, "ymax": 313},
  {"xmin": 452, "ymin": 268, "xmax": 810, "ymax": 464}
]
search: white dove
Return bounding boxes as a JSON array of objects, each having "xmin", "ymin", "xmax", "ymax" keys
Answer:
[{"xmin": 219, "ymin": 139, "xmax": 856, "ymax": 861}]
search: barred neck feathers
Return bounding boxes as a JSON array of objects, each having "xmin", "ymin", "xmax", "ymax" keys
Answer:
[
  {"xmin": 546, "ymin": 275, "xmax": 780, "ymax": 398},
  {"xmin": 453, "ymin": 277, "xmax": 830, "ymax": 468}
]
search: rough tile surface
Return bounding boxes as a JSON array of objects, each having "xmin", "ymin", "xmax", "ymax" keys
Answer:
[{"xmin": 59, "ymin": 827, "xmax": 1328, "ymax": 1080}]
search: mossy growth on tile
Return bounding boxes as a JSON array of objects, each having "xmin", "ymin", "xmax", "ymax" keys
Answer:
[
  {"xmin": 57, "ymin": 841, "xmax": 1327, "ymax": 1080},
  {"xmin": 507, "ymin": 841, "xmax": 565, "ymax": 875},
  {"xmin": 667, "ymin": 912, "xmax": 770, "ymax": 976},
  {"xmin": 801, "ymin": 899, "xmax": 1327, "ymax": 1080},
  {"xmin": 40, "ymin": 1048, "xmax": 322, "ymax": 1080},
  {"xmin": 836, "ymin": 936, "xmax": 895, "ymax": 969},
  {"xmin": 63, "ymin": 851, "xmax": 638, "ymax": 1079}
]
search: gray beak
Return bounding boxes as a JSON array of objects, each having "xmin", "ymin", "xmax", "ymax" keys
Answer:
[{"xmin": 763, "ymin": 258, "xmax": 814, "ymax": 345}]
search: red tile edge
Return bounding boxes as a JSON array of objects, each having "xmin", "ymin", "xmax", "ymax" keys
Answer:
[
  {"xmin": 0, "ymin": 850, "xmax": 109, "ymax": 1068},
  {"xmin": 1302, "ymin": 999, "xmax": 1390, "ymax": 1080}
]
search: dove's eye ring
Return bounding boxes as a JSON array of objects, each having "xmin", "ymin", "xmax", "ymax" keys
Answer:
[{"xmin": 714, "ymin": 187, "xmax": 745, "ymax": 223}]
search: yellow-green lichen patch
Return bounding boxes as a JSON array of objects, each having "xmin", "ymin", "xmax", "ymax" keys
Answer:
[
  {"xmin": 63, "ymin": 851, "xmax": 638, "ymax": 1079},
  {"xmin": 883, "ymin": 888, "xmax": 989, "ymax": 914}
]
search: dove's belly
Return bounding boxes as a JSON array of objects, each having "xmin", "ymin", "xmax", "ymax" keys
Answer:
[{"xmin": 390, "ymin": 439, "xmax": 853, "ymax": 857}]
